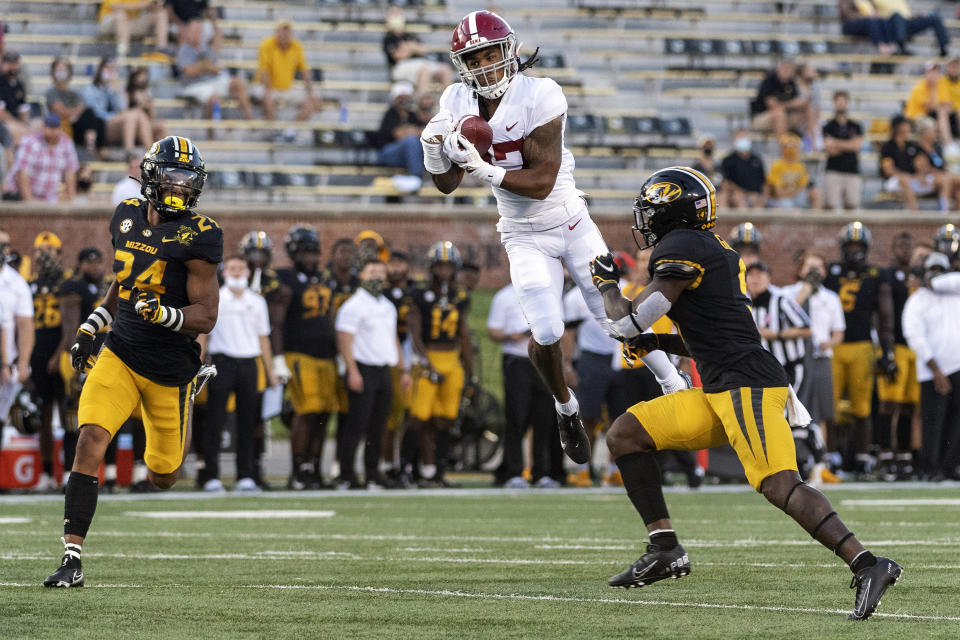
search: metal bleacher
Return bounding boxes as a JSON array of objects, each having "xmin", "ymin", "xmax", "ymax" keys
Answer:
[{"xmin": 2, "ymin": 0, "xmax": 957, "ymax": 206}]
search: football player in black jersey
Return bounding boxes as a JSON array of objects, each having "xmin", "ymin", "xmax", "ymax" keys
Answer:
[
  {"xmin": 823, "ymin": 222, "xmax": 896, "ymax": 475},
  {"xmin": 405, "ymin": 241, "xmax": 472, "ymax": 487},
  {"xmin": 269, "ymin": 225, "xmax": 338, "ymax": 489},
  {"xmin": 45, "ymin": 136, "xmax": 222, "ymax": 588},
  {"xmin": 935, "ymin": 223, "xmax": 959, "ymax": 271},
  {"xmin": 589, "ymin": 167, "xmax": 900, "ymax": 620},
  {"xmin": 326, "ymin": 237, "xmax": 359, "ymax": 475},
  {"xmin": 28, "ymin": 231, "xmax": 68, "ymax": 492},
  {"xmin": 728, "ymin": 221, "xmax": 763, "ymax": 267}
]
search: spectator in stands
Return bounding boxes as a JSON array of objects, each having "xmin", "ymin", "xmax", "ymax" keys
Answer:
[
  {"xmin": 938, "ymin": 57, "xmax": 960, "ymax": 141},
  {"xmin": 691, "ymin": 134, "xmax": 722, "ymax": 189},
  {"xmin": 905, "ymin": 61, "xmax": 950, "ymax": 140},
  {"xmin": 881, "ymin": 114, "xmax": 950, "ymax": 210},
  {"xmin": 112, "ymin": 151, "xmax": 143, "ymax": 207},
  {"xmin": 916, "ymin": 117, "xmax": 960, "ymax": 203},
  {"xmin": 838, "ymin": 0, "xmax": 896, "ymax": 54},
  {"xmin": 376, "ymin": 81, "xmax": 425, "ymax": 194},
  {"xmin": 166, "ymin": 0, "xmax": 218, "ymax": 47},
  {"xmin": 873, "ymin": 0, "xmax": 950, "ymax": 57},
  {"xmin": 750, "ymin": 58, "xmax": 809, "ymax": 141},
  {"xmin": 45, "ymin": 58, "xmax": 104, "ymax": 158},
  {"xmin": 720, "ymin": 130, "xmax": 766, "ymax": 209},
  {"xmin": 2, "ymin": 114, "xmax": 78, "ymax": 203},
  {"xmin": 74, "ymin": 164, "xmax": 94, "ymax": 204},
  {"xmin": 81, "ymin": 57, "xmax": 154, "ymax": 154},
  {"xmin": 766, "ymin": 133, "xmax": 822, "ymax": 209},
  {"xmin": 177, "ymin": 19, "xmax": 253, "ymax": 121},
  {"xmin": 822, "ymin": 90, "xmax": 864, "ymax": 211},
  {"xmin": 382, "ymin": 6, "xmax": 452, "ymax": 96},
  {"xmin": 796, "ymin": 63, "xmax": 823, "ymax": 152},
  {"xmin": 0, "ymin": 51, "xmax": 29, "ymax": 145},
  {"xmin": 98, "ymin": 0, "xmax": 169, "ymax": 58},
  {"xmin": 126, "ymin": 66, "xmax": 166, "ymax": 140},
  {"xmin": 255, "ymin": 21, "xmax": 317, "ymax": 136}
]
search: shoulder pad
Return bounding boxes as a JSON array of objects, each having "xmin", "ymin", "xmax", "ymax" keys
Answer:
[{"xmin": 653, "ymin": 260, "xmax": 703, "ymax": 280}]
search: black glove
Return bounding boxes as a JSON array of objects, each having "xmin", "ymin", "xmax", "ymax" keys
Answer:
[
  {"xmin": 621, "ymin": 333, "xmax": 660, "ymax": 366},
  {"xmin": 803, "ymin": 268, "xmax": 822, "ymax": 291},
  {"xmin": 876, "ymin": 352, "xmax": 898, "ymax": 382},
  {"xmin": 589, "ymin": 252, "xmax": 621, "ymax": 293},
  {"xmin": 70, "ymin": 327, "xmax": 97, "ymax": 372}
]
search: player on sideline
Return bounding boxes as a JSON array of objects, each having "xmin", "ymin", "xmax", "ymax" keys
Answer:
[
  {"xmin": 44, "ymin": 136, "xmax": 222, "ymax": 588},
  {"xmin": 588, "ymin": 167, "xmax": 901, "ymax": 620},
  {"xmin": 420, "ymin": 11, "xmax": 686, "ymax": 463}
]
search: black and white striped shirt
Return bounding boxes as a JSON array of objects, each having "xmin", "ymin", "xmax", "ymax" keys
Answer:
[{"xmin": 751, "ymin": 287, "xmax": 810, "ymax": 376}]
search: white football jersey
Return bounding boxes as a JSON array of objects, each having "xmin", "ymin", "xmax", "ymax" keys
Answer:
[{"xmin": 439, "ymin": 74, "xmax": 584, "ymax": 232}]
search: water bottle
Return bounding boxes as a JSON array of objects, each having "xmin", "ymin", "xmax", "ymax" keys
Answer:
[{"xmin": 212, "ymin": 100, "xmax": 221, "ymax": 122}]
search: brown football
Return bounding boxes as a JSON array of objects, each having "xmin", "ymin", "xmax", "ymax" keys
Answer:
[{"xmin": 455, "ymin": 114, "xmax": 494, "ymax": 162}]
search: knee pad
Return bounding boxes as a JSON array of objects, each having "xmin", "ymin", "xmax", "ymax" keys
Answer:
[{"xmin": 530, "ymin": 316, "xmax": 565, "ymax": 346}]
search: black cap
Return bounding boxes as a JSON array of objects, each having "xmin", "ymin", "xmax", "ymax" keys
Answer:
[
  {"xmin": 745, "ymin": 261, "xmax": 770, "ymax": 274},
  {"xmin": 77, "ymin": 247, "xmax": 103, "ymax": 263},
  {"xmin": 1, "ymin": 51, "xmax": 21, "ymax": 63}
]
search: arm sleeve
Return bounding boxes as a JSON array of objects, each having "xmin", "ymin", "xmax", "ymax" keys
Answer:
[
  {"xmin": 486, "ymin": 290, "xmax": 507, "ymax": 331},
  {"xmin": 901, "ymin": 295, "xmax": 931, "ymax": 366},
  {"xmin": 334, "ymin": 295, "xmax": 361, "ymax": 334},
  {"xmin": 531, "ymin": 79, "xmax": 567, "ymax": 131}
]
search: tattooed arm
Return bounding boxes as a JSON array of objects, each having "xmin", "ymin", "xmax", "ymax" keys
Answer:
[{"xmin": 499, "ymin": 116, "xmax": 563, "ymax": 200}]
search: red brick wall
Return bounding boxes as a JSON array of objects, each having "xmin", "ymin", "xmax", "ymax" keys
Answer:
[{"xmin": 1, "ymin": 203, "xmax": 951, "ymax": 287}]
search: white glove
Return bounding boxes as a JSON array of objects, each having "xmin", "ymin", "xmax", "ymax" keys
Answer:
[
  {"xmin": 272, "ymin": 354, "xmax": 292, "ymax": 384},
  {"xmin": 420, "ymin": 111, "xmax": 454, "ymax": 174},
  {"xmin": 442, "ymin": 133, "xmax": 506, "ymax": 186}
]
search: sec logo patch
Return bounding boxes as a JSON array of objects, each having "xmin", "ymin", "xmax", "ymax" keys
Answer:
[
  {"xmin": 142, "ymin": 229, "xmax": 153, "ymax": 237},
  {"xmin": 120, "ymin": 218, "xmax": 133, "ymax": 233}
]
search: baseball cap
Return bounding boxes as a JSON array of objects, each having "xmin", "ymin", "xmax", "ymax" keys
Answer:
[
  {"xmin": 924, "ymin": 252, "xmax": 950, "ymax": 271},
  {"xmin": 34, "ymin": 231, "xmax": 62, "ymax": 250},
  {"xmin": 77, "ymin": 247, "xmax": 103, "ymax": 263},
  {"xmin": 43, "ymin": 113, "xmax": 61, "ymax": 128},
  {"xmin": 1, "ymin": 51, "xmax": 20, "ymax": 63},
  {"xmin": 746, "ymin": 261, "xmax": 770, "ymax": 274},
  {"xmin": 389, "ymin": 81, "xmax": 414, "ymax": 102},
  {"xmin": 924, "ymin": 60, "xmax": 940, "ymax": 72}
]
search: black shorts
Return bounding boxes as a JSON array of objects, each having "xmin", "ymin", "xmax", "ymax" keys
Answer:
[{"xmin": 30, "ymin": 352, "xmax": 64, "ymax": 402}]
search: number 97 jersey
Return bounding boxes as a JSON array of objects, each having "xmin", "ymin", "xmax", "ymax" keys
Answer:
[{"xmin": 105, "ymin": 198, "xmax": 223, "ymax": 386}]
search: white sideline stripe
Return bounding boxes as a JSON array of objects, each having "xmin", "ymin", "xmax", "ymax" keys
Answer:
[
  {"xmin": 842, "ymin": 499, "xmax": 960, "ymax": 507},
  {"xmin": 0, "ymin": 551, "xmax": 359, "ymax": 561},
  {"xmin": 0, "ymin": 517, "xmax": 30, "ymax": 524},
  {"xmin": 245, "ymin": 584, "xmax": 960, "ymax": 622},
  {"xmin": 0, "ymin": 582, "xmax": 140, "ymax": 588},
  {"xmin": 125, "ymin": 510, "xmax": 335, "ymax": 519},
  {"xmin": 397, "ymin": 547, "xmax": 490, "ymax": 553}
]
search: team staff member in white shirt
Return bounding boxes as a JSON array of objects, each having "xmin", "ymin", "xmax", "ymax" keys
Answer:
[
  {"xmin": 902, "ymin": 253, "xmax": 960, "ymax": 481},
  {"xmin": 488, "ymin": 282, "xmax": 563, "ymax": 489},
  {"xmin": 197, "ymin": 256, "xmax": 276, "ymax": 493},
  {"xmin": 336, "ymin": 257, "xmax": 410, "ymax": 489},
  {"xmin": 0, "ymin": 229, "xmax": 35, "ymax": 422}
]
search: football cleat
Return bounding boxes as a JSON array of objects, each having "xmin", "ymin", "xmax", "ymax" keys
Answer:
[
  {"xmin": 557, "ymin": 411, "xmax": 591, "ymax": 464},
  {"xmin": 43, "ymin": 538, "xmax": 84, "ymax": 588},
  {"xmin": 848, "ymin": 557, "xmax": 902, "ymax": 620},
  {"xmin": 609, "ymin": 543, "xmax": 691, "ymax": 589}
]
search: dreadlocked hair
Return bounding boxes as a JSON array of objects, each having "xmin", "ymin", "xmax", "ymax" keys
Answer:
[{"xmin": 518, "ymin": 47, "xmax": 540, "ymax": 73}]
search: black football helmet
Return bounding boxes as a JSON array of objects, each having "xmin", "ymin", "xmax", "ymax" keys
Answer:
[
  {"xmin": 934, "ymin": 223, "xmax": 959, "ymax": 258},
  {"xmin": 427, "ymin": 240, "xmax": 462, "ymax": 267},
  {"xmin": 241, "ymin": 231, "xmax": 273, "ymax": 258},
  {"xmin": 140, "ymin": 136, "xmax": 206, "ymax": 218},
  {"xmin": 729, "ymin": 222, "xmax": 763, "ymax": 252},
  {"xmin": 839, "ymin": 221, "xmax": 871, "ymax": 268},
  {"xmin": 284, "ymin": 224, "xmax": 320, "ymax": 258},
  {"xmin": 633, "ymin": 166, "xmax": 717, "ymax": 248}
]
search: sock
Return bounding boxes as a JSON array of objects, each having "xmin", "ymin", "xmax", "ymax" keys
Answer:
[
  {"xmin": 895, "ymin": 413, "xmax": 912, "ymax": 452},
  {"xmin": 435, "ymin": 431, "xmax": 451, "ymax": 478},
  {"xmin": 639, "ymin": 349, "xmax": 675, "ymax": 383},
  {"xmin": 132, "ymin": 463, "xmax": 148, "ymax": 483},
  {"xmin": 42, "ymin": 461, "xmax": 53, "ymax": 477},
  {"xmin": 649, "ymin": 528, "xmax": 679, "ymax": 550},
  {"xmin": 850, "ymin": 550, "xmax": 877, "ymax": 574},
  {"xmin": 556, "ymin": 389, "xmax": 579, "ymax": 416},
  {"xmin": 62, "ymin": 536, "xmax": 82, "ymax": 561},
  {"xmin": 873, "ymin": 412, "xmax": 892, "ymax": 450},
  {"xmin": 615, "ymin": 452, "xmax": 670, "ymax": 526},
  {"xmin": 104, "ymin": 464, "xmax": 117, "ymax": 482},
  {"xmin": 311, "ymin": 456, "xmax": 323, "ymax": 477},
  {"xmin": 293, "ymin": 455, "xmax": 308, "ymax": 478},
  {"xmin": 63, "ymin": 472, "xmax": 99, "ymax": 539}
]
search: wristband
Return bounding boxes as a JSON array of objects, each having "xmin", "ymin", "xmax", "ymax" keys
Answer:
[
  {"xmin": 157, "ymin": 306, "xmax": 185, "ymax": 332},
  {"xmin": 80, "ymin": 305, "xmax": 113, "ymax": 335},
  {"xmin": 470, "ymin": 164, "xmax": 506, "ymax": 187},
  {"xmin": 421, "ymin": 138, "xmax": 452, "ymax": 174}
]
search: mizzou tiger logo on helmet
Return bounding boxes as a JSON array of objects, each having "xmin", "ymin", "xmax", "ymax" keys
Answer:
[{"xmin": 643, "ymin": 181, "xmax": 683, "ymax": 205}]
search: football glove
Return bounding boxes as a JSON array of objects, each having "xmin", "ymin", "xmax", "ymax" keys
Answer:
[
  {"xmin": 133, "ymin": 287, "xmax": 184, "ymax": 332},
  {"xmin": 620, "ymin": 333, "xmax": 661, "ymax": 366},
  {"xmin": 442, "ymin": 133, "xmax": 505, "ymax": 186},
  {"xmin": 589, "ymin": 252, "xmax": 622, "ymax": 293},
  {"xmin": 876, "ymin": 352, "xmax": 898, "ymax": 382},
  {"xmin": 272, "ymin": 354, "xmax": 292, "ymax": 384},
  {"xmin": 70, "ymin": 327, "xmax": 97, "ymax": 372},
  {"xmin": 420, "ymin": 111, "xmax": 454, "ymax": 175}
]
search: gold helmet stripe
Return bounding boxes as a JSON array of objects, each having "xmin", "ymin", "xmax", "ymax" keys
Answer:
[
  {"xmin": 664, "ymin": 165, "xmax": 716, "ymax": 226},
  {"xmin": 176, "ymin": 136, "xmax": 190, "ymax": 162}
]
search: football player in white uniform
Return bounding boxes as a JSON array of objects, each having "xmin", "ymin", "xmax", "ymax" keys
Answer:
[{"xmin": 420, "ymin": 11, "xmax": 687, "ymax": 464}]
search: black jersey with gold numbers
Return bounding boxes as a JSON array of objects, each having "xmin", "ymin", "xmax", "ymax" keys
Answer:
[
  {"xmin": 884, "ymin": 265, "xmax": 909, "ymax": 345},
  {"xmin": 823, "ymin": 263, "xmax": 883, "ymax": 343},
  {"xmin": 275, "ymin": 267, "xmax": 336, "ymax": 358},
  {"xmin": 105, "ymin": 198, "xmax": 223, "ymax": 386},
  {"xmin": 410, "ymin": 286, "xmax": 469, "ymax": 348},
  {"xmin": 326, "ymin": 274, "xmax": 359, "ymax": 318},
  {"xmin": 386, "ymin": 282, "xmax": 413, "ymax": 342},
  {"xmin": 30, "ymin": 269, "xmax": 68, "ymax": 357},
  {"xmin": 249, "ymin": 267, "xmax": 280, "ymax": 297},
  {"xmin": 59, "ymin": 274, "xmax": 109, "ymax": 351},
  {"xmin": 649, "ymin": 228, "xmax": 789, "ymax": 393}
]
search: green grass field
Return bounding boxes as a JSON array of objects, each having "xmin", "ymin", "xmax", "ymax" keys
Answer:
[{"xmin": 2, "ymin": 485, "xmax": 959, "ymax": 639}]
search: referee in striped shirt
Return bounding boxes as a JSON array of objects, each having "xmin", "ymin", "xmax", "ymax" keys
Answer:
[{"xmin": 746, "ymin": 262, "xmax": 812, "ymax": 387}]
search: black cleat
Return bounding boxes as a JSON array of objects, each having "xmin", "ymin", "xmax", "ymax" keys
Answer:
[
  {"xmin": 557, "ymin": 411, "xmax": 591, "ymax": 464},
  {"xmin": 609, "ymin": 543, "xmax": 690, "ymax": 588},
  {"xmin": 43, "ymin": 538, "xmax": 84, "ymax": 588},
  {"xmin": 848, "ymin": 557, "xmax": 902, "ymax": 620}
]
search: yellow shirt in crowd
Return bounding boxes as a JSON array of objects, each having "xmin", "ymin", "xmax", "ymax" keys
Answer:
[
  {"xmin": 938, "ymin": 76, "xmax": 960, "ymax": 112},
  {"xmin": 871, "ymin": 0, "xmax": 912, "ymax": 19},
  {"xmin": 767, "ymin": 159, "xmax": 809, "ymax": 195},
  {"xmin": 257, "ymin": 36, "xmax": 308, "ymax": 91},
  {"xmin": 905, "ymin": 79, "xmax": 950, "ymax": 119},
  {"xmin": 98, "ymin": 0, "xmax": 146, "ymax": 21}
]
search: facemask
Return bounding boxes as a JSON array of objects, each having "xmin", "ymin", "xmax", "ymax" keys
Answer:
[
  {"xmin": 54, "ymin": 69, "xmax": 70, "ymax": 83},
  {"xmin": 835, "ymin": 109, "xmax": 847, "ymax": 117},
  {"xmin": 225, "ymin": 275, "xmax": 248, "ymax": 291},
  {"xmin": 361, "ymin": 278, "xmax": 384, "ymax": 297},
  {"xmin": 734, "ymin": 137, "xmax": 752, "ymax": 153},
  {"xmin": 783, "ymin": 148, "xmax": 799, "ymax": 161}
]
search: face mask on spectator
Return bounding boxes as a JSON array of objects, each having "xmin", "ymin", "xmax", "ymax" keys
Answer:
[
  {"xmin": 77, "ymin": 178, "xmax": 93, "ymax": 192},
  {"xmin": 361, "ymin": 278, "xmax": 385, "ymax": 297},
  {"xmin": 225, "ymin": 275, "xmax": 248, "ymax": 291},
  {"xmin": 54, "ymin": 68, "xmax": 70, "ymax": 82},
  {"xmin": 702, "ymin": 145, "xmax": 713, "ymax": 156},
  {"xmin": 734, "ymin": 137, "xmax": 752, "ymax": 153}
]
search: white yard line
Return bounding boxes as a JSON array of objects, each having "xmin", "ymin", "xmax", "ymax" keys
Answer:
[
  {"xmin": 842, "ymin": 499, "xmax": 960, "ymax": 507},
  {"xmin": 244, "ymin": 584, "xmax": 960, "ymax": 622},
  {"xmin": 0, "ymin": 582, "xmax": 140, "ymax": 588},
  {"xmin": 124, "ymin": 510, "xmax": 335, "ymax": 519},
  {"xmin": 0, "ymin": 517, "xmax": 30, "ymax": 524}
]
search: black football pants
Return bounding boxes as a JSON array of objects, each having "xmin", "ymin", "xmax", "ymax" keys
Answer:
[{"xmin": 204, "ymin": 354, "xmax": 259, "ymax": 480}]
